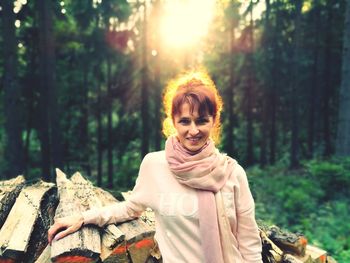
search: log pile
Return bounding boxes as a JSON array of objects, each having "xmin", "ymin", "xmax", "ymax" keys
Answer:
[
  {"xmin": 259, "ymin": 224, "xmax": 336, "ymax": 263},
  {"xmin": 0, "ymin": 171, "xmax": 337, "ymax": 263},
  {"xmin": 0, "ymin": 177, "xmax": 57, "ymax": 263}
]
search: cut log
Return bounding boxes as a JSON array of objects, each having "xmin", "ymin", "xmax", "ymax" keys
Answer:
[
  {"xmin": 326, "ymin": 256, "xmax": 337, "ymax": 263},
  {"xmin": 0, "ymin": 180, "xmax": 55, "ymax": 263},
  {"xmin": 70, "ymin": 173, "xmax": 125, "ymax": 261},
  {"xmin": 260, "ymin": 229, "xmax": 283, "ymax": 263},
  {"xmin": 267, "ymin": 226, "xmax": 307, "ymax": 256},
  {"xmin": 0, "ymin": 175, "xmax": 26, "ymax": 228},
  {"xmin": 90, "ymin": 187, "xmax": 125, "ymax": 262},
  {"xmin": 305, "ymin": 245, "xmax": 327, "ymax": 263},
  {"xmin": 50, "ymin": 169, "xmax": 100, "ymax": 263},
  {"xmin": 283, "ymin": 254, "xmax": 306, "ymax": 263},
  {"xmin": 92, "ymin": 189, "xmax": 157, "ymax": 263},
  {"xmin": 119, "ymin": 192, "xmax": 156, "ymax": 263},
  {"xmin": 35, "ymin": 245, "xmax": 51, "ymax": 263},
  {"xmin": 283, "ymin": 245, "xmax": 328, "ymax": 263},
  {"xmin": 93, "ymin": 190, "xmax": 156, "ymax": 263},
  {"xmin": 25, "ymin": 184, "xmax": 58, "ymax": 262}
]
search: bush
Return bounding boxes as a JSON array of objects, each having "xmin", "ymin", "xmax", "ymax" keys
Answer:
[{"xmin": 305, "ymin": 157, "xmax": 350, "ymax": 200}]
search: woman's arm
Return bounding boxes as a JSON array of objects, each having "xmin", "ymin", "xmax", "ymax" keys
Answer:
[
  {"xmin": 48, "ymin": 153, "xmax": 153, "ymax": 243},
  {"xmin": 235, "ymin": 165, "xmax": 263, "ymax": 263}
]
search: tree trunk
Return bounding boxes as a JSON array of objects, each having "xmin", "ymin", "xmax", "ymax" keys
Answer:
[
  {"xmin": 141, "ymin": 1, "xmax": 150, "ymax": 157},
  {"xmin": 2, "ymin": 0, "xmax": 24, "ymax": 178},
  {"xmin": 153, "ymin": 0, "xmax": 162, "ymax": 151},
  {"xmin": 322, "ymin": 4, "xmax": 333, "ymax": 156},
  {"xmin": 322, "ymin": 0, "xmax": 334, "ymax": 156},
  {"xmin": 269, "ymin": 1, "xmax": 281, "ymax": 165},
  {"xmin": 23, "ymin": 39, "xmax": 39, "ymax": 175},
  {"xmin": 37, "ymin": 0, "xmax": 62, "ymax": 180},
  {"xmin": 80, "ymin": 63, "xmax": 91, "ymax": 177},
  {"xmin": 307, "ymin": 0, "xmax": 321, "ymax": 158},
  {"xmin": 260, "ymin": 93, "xmax": 268, "ymax": 167},
  {"xmin": 246, "ymin": 1, "xmax": 255, "ymax": 166},
  {"xmin": 336, "ymin": 0, "xmax": 350, "ymax": 156},
  {"xmin": 97, "ymin": 81, "xmax": 103, "ymax": 187},
  {"xmin": 107, "ymin": 58, "xmax": 113, "ymax": 189},
  {"xmin": 260, "ymin": 0, "xmax": 271, "ymax": 167},
  {"xmin": 269, "ymin": 90, "xmax": 277, "ymax": 164},
  {"xmin": 225, "ymin": 0, "xmax": 236, "ymax": 157},
  {"xmin": 45, "ymin": 0, "xmax": 63, "ymax": 171},
  {"xmin": 290, "ymin": 0, "xmax": 303, "ymax": 169}
]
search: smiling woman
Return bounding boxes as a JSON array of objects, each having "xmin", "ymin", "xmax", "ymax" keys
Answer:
[
  {"xmin": 159, "ymin": 0, "xmax": 215, "ymax": 48},
  {"xmin": 48, "ymin": 71, "xmax": 262, "ymax": 263}
]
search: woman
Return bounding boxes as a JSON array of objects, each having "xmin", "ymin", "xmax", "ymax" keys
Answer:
[{"xmin": 48, "ymin": 71, "xmax": 262, "ymax": 263}]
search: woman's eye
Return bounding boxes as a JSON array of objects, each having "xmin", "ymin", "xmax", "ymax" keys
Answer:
[
  {"xmin": 197, "ymin": 118, "xmax": 209, "ymax": 125},
  {"xmin": 179, "ymin": 119, "xmax": 190, "ymax": 124}
]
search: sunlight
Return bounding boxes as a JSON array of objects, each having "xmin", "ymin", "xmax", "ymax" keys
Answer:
[
  {"xmin": 159, "ymin": 0, "xmax": 215, "ymax": 48},
  {"xmin": 239, "ymin": 0, "xmax": 265, "ymax": 21}
]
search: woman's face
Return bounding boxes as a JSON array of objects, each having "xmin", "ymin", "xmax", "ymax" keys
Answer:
[{"xmin": 173, "ymin": 103, "xmax": 214, "ymax": 152}]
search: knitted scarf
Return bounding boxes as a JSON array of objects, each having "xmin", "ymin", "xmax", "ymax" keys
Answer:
[{"xmin": 165, "ymin": 135, "xmax": 236, "ymax": 263}]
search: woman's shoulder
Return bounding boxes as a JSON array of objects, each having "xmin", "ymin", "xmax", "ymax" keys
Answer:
[
  {"xmin": 224, "ymin": 155, "xmax": 248, "ymax": 181},
  {"xmin": 142, "ymin": 150, "xmax": 167, "ymax": 166}
]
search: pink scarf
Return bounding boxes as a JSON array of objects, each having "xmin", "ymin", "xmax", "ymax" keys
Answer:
[{"xmin": 165, "ymin": 136, "xmax": 236, "ymax": 263}]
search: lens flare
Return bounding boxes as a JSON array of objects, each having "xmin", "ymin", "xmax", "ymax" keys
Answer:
[{"xmin": 159, "ymin": 0, "xmax": 215, "ymax": 48}]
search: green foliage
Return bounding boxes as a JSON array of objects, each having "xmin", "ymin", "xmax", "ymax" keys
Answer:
[
  {"xmin": 250, "ymin": 158, "xmax": 350, "ymax": 262},
  {"xmin": 305, "ymin": 157, "xmax": 350, "ymax": 199}
]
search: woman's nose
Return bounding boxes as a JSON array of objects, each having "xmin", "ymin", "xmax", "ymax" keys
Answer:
[{"xmin": 189, "ymin": 122, "xmax": 199, "ymax": 135}]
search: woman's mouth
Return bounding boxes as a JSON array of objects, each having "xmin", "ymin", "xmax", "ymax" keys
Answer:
[{"xmin": 187, "ymin": 137, "xmax": 201, "ymax": 142}]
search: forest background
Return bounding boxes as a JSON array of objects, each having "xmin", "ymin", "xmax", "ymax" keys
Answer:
[{"xmin": 1, "ymin": 0, "xmax": 350, "ymax": 261}]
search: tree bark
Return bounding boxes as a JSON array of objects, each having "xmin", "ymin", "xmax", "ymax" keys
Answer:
[
  {"xmin": 307, "ymin": 0, "xmax": 322, "ymax": 159},
  {"xmin": 245, "ymin": 1, "xmax": 255, "ymax": 166},
  {"xmin": 37, "ymin": 0, "xmax": 63, "ymax": 180},
  {"xmin": 51, "ymin": 169, "xmax": 100, "ymax": 262},
  {"xmin": 225, "ymin": 0, "xmax": 237, "ymax": 157},
  {"xmin": 336, "ymin": 0, "xmax": 350, "ymax": 156},
  {"xmin": 0, "ymin": 181, "xmax": 56, "ymax": 262},
  {"xmin": 141, "ymin": 1, "xmax": 150, "ymax": 157},
  {"xmin": 45, "ymin": 0, "xmax": 63, "ymax": 170},
  {"xmin": 80, "ymin": 63, "xmax": 91, "ymax": 177},
  {"xmin": 2, "ymin": 0, "xmax": 24, "ymax": 178},
  {"xmin": 153, "ymin": 0, "xmax": 162, "ymax": 152},
  {"xmin": 0, "ymin": 176, "xmax": 26, "ymax": 229},
  {"xmin": 260, "ymin": 0, "xmax": 271, "ymax": 167},
  {"xmin": 97, "ymin": 81, "xmax": 103, "ymax": 187},
  {"xmin": 290, "ymin": 0, "xmax": 303, "ymax": 169},
  {"xmin": 322, "ymin": 0, "xmax": 335, "ymax": 157},
  {"xmin": 269, "ymin": 1, "xmax": 281, "ymax": 165},
  {"xmin": 107, "ymin": 58, "xmax": 113, "ymax": 189}
]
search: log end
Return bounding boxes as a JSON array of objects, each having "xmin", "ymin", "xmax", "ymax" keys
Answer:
[
  {"xmin": 0, "ymin": 257, "xmax": 16, "ymax": 263},
  {"xmin": 51, "ymin": 250, "xmax": 100, "ymax": 263}
]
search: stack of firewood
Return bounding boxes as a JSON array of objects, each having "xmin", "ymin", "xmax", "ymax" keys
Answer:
[
  {"xmin": 259, "ymin": 223, "xmax": 337, "ymax": 263},
  {"xmin": 0, "ymin": 170, "xmax": 157, "ymax": 263},
  {"xmin": 0, "ymin": 170, "xmax": 337, "ymax": 263}
]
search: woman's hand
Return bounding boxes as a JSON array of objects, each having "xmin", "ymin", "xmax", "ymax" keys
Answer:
[{"xmin": 47, "ymin": 214, "xmax": 84, "ymax": 245}]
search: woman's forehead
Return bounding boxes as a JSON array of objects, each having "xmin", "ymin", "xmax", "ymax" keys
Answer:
[{"xmin": 177, "ymin": 103, "xmax": 210, "ymax": 117}]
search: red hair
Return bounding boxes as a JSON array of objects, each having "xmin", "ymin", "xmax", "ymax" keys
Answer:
[{"xmin": 162, "ymin": 71, "xmax": 223, "ymax": 143}]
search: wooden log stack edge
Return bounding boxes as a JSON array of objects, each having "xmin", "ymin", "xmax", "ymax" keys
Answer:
[{"xmin": 0, "ymin": 171, "xmax": 337, "ymax": 263}]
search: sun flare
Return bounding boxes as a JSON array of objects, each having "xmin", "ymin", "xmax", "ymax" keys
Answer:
[{"xmin": 159, "ymin": 0, "xmax": 215, "ymax": 48}]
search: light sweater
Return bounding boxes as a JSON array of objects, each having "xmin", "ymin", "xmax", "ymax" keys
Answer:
[{"xmin": 83, "ymin": 151, "xmax": 262, "ymax": 263}]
